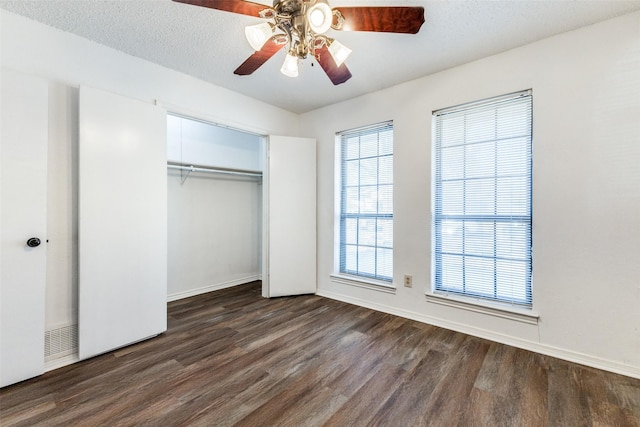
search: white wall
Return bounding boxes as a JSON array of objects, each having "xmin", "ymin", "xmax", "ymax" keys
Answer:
[
  {"xmin": 45, "ymin": 82, "xmax": 79, "ymax": 331},
  {"xmin": 167, "ymin": 171, "xmax": 261, "ymax": 299},
  {"xmin": 1, "ymin": 10, "xmax": 299, "ymax": 342},
  {"xmin": 301, "ymin": 11, "xmax": 640, "ymax": 378}
]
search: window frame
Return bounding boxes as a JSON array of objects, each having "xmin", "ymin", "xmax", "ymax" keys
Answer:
[
  {"xmin": 431, "ymin": 90, "xmax": 533, "ymax": 310},
  {"xmin": 335, "ymin": 121, "xmax": 394, "ymax": 286}
]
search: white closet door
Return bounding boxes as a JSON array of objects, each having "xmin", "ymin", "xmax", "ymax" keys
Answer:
[
  {"xmin": 0, "ymin": 70, "xmax": 48, "ymax": 387},
  {"xmin": 263, "ymin": 136, "xmax": 316, "ymax": 297},
  {"xmin": 79, "ymin": 87, "xmax": 167, "ymax": 360}
]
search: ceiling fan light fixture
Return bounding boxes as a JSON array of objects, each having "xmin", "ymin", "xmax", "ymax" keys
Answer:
[
  {"xmin": 280, "ymin": 52, "xmax": 299, "ymax": 77},
  {"xmin": 327, "ymin": 38, "xmax": 351, "ymax": 67},
  {"xmin": 307, "ymin": 1, "xmax": 333, "ymax": 34},
  {"xmin": 245, "ymin": 22, "xmax": 274, "ymax": 51}
]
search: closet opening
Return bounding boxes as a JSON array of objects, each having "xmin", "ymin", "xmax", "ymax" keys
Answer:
[{"xmin": 166, "ymin": 114, "xmax": 265, "ymax": 301}]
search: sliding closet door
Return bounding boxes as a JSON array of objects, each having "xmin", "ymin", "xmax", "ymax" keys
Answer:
[
  {"xmin": 79, "ymin": 87, "xmax": 167, "ymax": 360},
  {"xmin": 264, "ymin": 136, "xmax": 316, "ymax": 297},
  {"xmin": 0, "ymin": 70, "xmax": 48, "ymax": 387}
]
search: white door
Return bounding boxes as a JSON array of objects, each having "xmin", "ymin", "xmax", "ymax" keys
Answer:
[
  {"xmin": 78, "ymin": 87, "xmax": 167, "ymax": 360},
  {"xmin": 0, "ymin": 70, "xmax": 48, "ymax": 387},
  {"xmin": 263, "ymin": 136, "xmax": 316, "ymax": 297}
]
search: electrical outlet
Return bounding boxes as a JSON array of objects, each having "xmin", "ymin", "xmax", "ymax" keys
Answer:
[{"xmin": 404, "ymin": 274, "xmax": 413, "ymax": 288}]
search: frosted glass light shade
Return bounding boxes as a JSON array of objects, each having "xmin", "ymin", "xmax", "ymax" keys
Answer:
[
  {"xmin": 280, "ymin": 53, "xmax": 299, "ymax": 77},
  {"xmin": 245, "ymin": 22, "xmax": 273, "ymax": 51},
  {"xmin": 328, "ymin": 39, "xmax": 351, "ymax": 67},
  {"xmin": 307, "ymin": 1, "xmax": 332, "ymax": 34}
]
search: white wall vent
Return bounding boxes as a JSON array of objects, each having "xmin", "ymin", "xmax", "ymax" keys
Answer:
[{"xmin": 45, "ymin": 324, "xmax": 78, "ymax": 359}]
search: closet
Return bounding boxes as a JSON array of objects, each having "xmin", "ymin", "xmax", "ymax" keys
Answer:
[
  {"xmin": 166, "ymin": 115, "xmax": 265, "ymax": 300},
  {"xmin": 166, "ymin": 115, "xmax": 317, "ymax": 299}
]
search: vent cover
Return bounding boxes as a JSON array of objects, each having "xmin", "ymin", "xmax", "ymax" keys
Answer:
[{"xmin": 45, "ymin": 324, "xmax": 78, "ymax": 358}]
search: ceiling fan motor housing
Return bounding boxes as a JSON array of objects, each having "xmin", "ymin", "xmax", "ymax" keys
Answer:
[
  {"xmin": 273, "ymin": 0, "xmax": 303, "ymax": 15},
  {"xmin": 273, "ymin": 0, "xmax": 320, "ymax": 58}
]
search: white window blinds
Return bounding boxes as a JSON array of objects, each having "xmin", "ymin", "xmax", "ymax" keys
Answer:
[
  {"xmin": 433, "ymin": 91, "xmax": 532, "ymax": 306},
  {"xmin": 339, "ymin": 121, "xmax": 393, "ymax": 282}
]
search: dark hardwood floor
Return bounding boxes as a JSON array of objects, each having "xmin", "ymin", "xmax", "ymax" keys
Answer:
[{"xmin": 1, "ymin": 281, "xmax": 639, "ymax": 426}]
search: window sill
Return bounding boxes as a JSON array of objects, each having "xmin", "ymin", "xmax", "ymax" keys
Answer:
[
  {"xmin": 330, "ymin": 274, "xmax": 396, "ymax": 294},
  {"xmin": 425, "ymin": 292, "xmax": 539, "ymax": 325}
]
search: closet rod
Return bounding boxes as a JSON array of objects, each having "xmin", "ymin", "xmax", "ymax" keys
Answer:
[{"xmin": 167, "ymin": 162, "xmax": 262, "ymax": 178}]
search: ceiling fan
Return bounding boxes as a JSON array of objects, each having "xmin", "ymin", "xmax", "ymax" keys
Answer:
[{"xmin": 172, "ymin": 0, "xmax": 425, "ymax": 85}]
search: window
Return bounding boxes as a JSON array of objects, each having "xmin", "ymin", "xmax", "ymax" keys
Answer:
[
  {"xmin": 433, "ymin": 91, "xmax": 532, "ymax": 307},
  {"xmin": 338, "ymin": 121, "xmax": 393, "ymax": 282}
]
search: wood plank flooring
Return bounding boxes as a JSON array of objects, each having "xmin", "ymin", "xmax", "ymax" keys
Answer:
[{"xmin": 1, "ymin": 281, "xmax": 639, "ymax": 426}]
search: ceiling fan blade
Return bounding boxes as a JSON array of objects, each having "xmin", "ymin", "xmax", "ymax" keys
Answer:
[
  {"xmin": 234, "ymin": 37, "xmax": 286, "ymax": 76},
  {"xmin": 333, "ymin": 6, "xmax": 425, "ymax": 34},
  {"xmin": 314, "ymin": 45, "xmax": 352, "ymax": 85},
  {"xmin": 172, "ymin": 0, "xmax": 271, "ymax": 17}
]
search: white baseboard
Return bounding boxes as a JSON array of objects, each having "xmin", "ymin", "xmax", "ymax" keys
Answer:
[
  {"xmin": 316, "ymin": 288, "xmax": 640, "ymax": 380},
  {"xmin": 45, "ymin": 353, "xmax": 79, "ymax": 372},
  {"xmin": 167, "ymin": 275, "xmax": 260, "ymax": 302}
]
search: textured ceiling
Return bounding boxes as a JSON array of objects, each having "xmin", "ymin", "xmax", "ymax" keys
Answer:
[{"xmin": 2, "ymin": 0, "xmax": 640, "ymax": 113}]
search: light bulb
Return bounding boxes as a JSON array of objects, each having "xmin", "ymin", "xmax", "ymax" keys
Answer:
[
  {"xmin": 328, "ymin": 39, "xmax": 351, "ymax": 67},
  {"xmin": 245, "ymin": 22, "xmax": 273, "ymax": 51},
  {"xmin": 307, "ymin": 1, "xmax": 332, "ymax": 34},
  {"xmin": 280, "ymin": 53, "xmax": 299, "ymax": 77}
]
